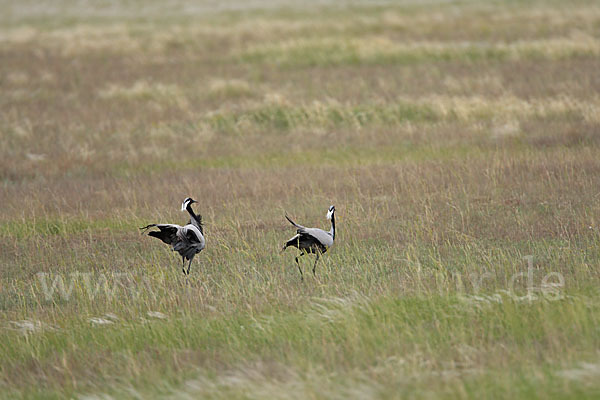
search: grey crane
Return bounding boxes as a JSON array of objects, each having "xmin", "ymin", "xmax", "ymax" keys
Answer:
[
  {"xmin": 282, "ymin": 205, "xmax": 336, "ymax": 280},
  {"xmin": 140, "ymin": 197, "xmax": 205, "ymax": 275}
]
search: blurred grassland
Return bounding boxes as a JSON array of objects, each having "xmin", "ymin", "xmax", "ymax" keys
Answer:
[{"xmin": 2, "ymin": 0, "xmax": 600, "ymax": 398}]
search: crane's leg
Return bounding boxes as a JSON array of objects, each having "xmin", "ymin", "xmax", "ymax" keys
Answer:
[
  {"xmin": 186, "ymin": 259, "xmax": 193, "ymax": 275},
  {"xmin": 181, "ymin": 256, "xmax": 186, "ymax": 275},
  {"xmin": 295, "ymin": 253, "xmax": 305, "ymax": 281},
  {"xmin": 312, "ymin": 252, "xmax": 320, "ymax": 277}
]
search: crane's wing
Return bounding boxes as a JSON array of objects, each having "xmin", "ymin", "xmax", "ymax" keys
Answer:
[
  {"xmin": 284, "ymin": 214, "xmax": 333, "ymax": 248},
  {"xmin": 181, "ymin": 224, "xmax": 205, "ymax": 248},
  {"xmin": 140, "ymin": 224, "xmax": 181, "ymax": 245},
  {"xmin": 302, "ymin": 228, "xmax": 334, "ymax": 248}
]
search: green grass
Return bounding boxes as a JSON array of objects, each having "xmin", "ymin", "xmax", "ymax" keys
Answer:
[
  {"xmin": 3, "ymin": 293, "xmax": 600, "ymax": 398},
  {"xmin": 238, "ymin": 35, "xmax": 600, "ymax": 68}
]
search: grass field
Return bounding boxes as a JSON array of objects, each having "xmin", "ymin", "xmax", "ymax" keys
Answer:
[{"xmin": 2, "ymin": 0, "xmax": 600, "ymax": 398}]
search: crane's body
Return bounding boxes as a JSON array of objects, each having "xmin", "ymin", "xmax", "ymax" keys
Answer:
[
  {"xmin": 141, "ymin": 197, "xmax": 205, "ymax": 275},
  {"xmin": 283, "ymin": 205, "xmax": 336, "ymax": 280}
]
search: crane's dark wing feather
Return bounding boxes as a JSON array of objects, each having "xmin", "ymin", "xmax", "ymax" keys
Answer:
[{"xmin": 140, "ymin": 224, "xmax": 179, "ymax": 245}]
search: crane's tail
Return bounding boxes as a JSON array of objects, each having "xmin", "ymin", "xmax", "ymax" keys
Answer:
[{"xmin": 285, "ymin": 213, "xmax": 302, "ymax": 229}]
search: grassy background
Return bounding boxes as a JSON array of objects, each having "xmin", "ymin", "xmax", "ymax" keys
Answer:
[{"xmin": 2, "ymin": 0, "xmax": 600, "ymax": 398}]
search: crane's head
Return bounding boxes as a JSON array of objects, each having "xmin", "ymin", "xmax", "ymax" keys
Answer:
[
  {"xmin": 326, "ymin": 205, "xmax": 335, "ymax": 220},
  {"xmin": 181, "ymin": 197, "xmax": 197, "ymax": 211}
]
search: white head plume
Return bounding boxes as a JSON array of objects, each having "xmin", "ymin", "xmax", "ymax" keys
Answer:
[{"xmin": 326, "ymin": 205, "xmax": 335, "ymax": 220}]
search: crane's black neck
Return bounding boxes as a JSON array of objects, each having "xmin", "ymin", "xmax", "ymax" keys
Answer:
[
  {"xmin": 186, "ymin": 204, "xmax": 203, "ymax": 234},
  {"xmin": 330, "ymin": 213, "xmax": 336, "ymax": 240}
]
